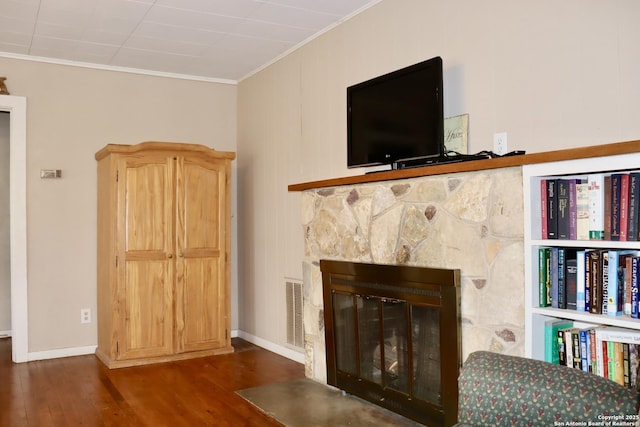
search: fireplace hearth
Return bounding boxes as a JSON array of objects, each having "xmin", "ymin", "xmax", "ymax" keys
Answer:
[{"xmin": 320, "ymin": 260, "xmax": 461, "ymax": 427}]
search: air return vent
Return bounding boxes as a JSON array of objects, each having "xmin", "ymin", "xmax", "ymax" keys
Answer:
[{"xmin": 286, "ymin": 280, "xmax": 304, "ymax": 348}]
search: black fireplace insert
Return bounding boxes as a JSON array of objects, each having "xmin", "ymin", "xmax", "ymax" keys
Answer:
[{"xmin": 320, "ymin": 260, "xmax": 461, "ymax": 427}]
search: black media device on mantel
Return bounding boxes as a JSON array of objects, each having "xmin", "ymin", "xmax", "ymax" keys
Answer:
[{"xmin": 346, "ymin": 56, "xmax": 444, "ymax": 170}]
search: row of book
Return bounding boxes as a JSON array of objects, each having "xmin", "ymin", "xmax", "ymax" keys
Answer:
[
  {"xmin": 538, "ymin": 247, "xmax": 640, "ymax": 317},
  {"xmin": 545, "ymin": 320, "xmax": 640, "ymax": 389},
  {"xmin": 541, "ymin": 172, "xmax": 640, "ymax": 241}
]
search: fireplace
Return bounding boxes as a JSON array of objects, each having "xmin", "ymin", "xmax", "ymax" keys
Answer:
[{"xmin": 320, "ymin": 260, "xmax": 461, "ymax": 427}]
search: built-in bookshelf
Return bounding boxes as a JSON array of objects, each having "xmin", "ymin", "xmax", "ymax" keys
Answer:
[{"xmin": 523, "ymin": 152, "xmax": 640, "ymax": 387}]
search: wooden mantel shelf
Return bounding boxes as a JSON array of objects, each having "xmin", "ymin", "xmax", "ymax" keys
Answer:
[{"xmin": 288, "ymin": 139, "xmax": 640, "ymax": 192}]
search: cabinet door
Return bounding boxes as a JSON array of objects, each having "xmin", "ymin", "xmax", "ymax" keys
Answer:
[
  {"xmin": 116, "ymin": 154, "xmax": 175, "ymax": 360},
  {"xmin": 175, "ymin": 156, "xmax": 229, "ymax": 353}
]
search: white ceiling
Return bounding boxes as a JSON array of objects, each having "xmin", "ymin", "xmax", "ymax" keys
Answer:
[{"xmin": 0, "ymin": 0, "xmax": 379, "ymax": 82}]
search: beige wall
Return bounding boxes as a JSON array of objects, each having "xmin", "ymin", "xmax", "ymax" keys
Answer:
[
  {"xmin": 0, "ymin": 112, "xmax": 8, "ymax": 332},
  {"xmin": 237, "ymin": 0, "xmax": 640, "ymax": 353},
  {"xmin": 0, "ymin": 57, "xmax": 237, "ymax": 352},
  {"xmin": 4, "ymin": 0, "xmax": 640, "ymax": 359}
]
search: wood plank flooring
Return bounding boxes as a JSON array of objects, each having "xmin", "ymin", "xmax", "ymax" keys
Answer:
[{"xmin": 0, "ymin": 337, "xmax": 305, "ymax": 426}]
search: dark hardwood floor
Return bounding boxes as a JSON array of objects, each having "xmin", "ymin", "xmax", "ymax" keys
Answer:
[{"xmin": 0, "ymin": 337, "xmax": 305, "ymax": 426}]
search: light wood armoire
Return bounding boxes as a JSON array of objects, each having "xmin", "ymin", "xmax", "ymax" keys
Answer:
[{"xmin": 95, "ymin": 142, "xmax": 235, "ymax": 368}]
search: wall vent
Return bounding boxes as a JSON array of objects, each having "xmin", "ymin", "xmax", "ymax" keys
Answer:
[{"xmin": 286, "ymin": 280, "xmax": 304, "ymax": 348}]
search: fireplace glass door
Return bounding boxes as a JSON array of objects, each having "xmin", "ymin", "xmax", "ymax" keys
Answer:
[{"xmin": 332, "ymin": 292, "xmax": 441, "ymax": 406}]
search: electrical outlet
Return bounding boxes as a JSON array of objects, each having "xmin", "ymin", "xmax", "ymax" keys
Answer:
[
  {"xmin": 80, "ymin": 308, "xmax": 91, "ymax": 324},
  {"xmin": 493, "ymin": 132, "xmax": 508, "ymax": 155}
]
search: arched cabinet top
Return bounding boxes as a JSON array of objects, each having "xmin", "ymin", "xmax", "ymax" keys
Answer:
[{"xmin": 95, "ymin": 141, "xmax": 236, "ymax": 161}]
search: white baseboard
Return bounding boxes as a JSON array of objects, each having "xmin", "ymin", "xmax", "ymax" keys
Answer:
[
  {"xmin": 0, "ymin": 330, "xmax": 11, "ymax": 338},
  {"xmin": 28, "ymin": 345, "xmax": 97, "ymax": 362},
  {"xmin": 234, "ymin": 330, "xmax": 305, "ymax": 364},
  {"xmin": 18, "ymin": 333, "xmax": 304, "ymax": 364}
]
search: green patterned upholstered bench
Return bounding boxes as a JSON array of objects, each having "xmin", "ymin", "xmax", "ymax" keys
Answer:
[{"xmin": 455, "ymin": 351, "xmax": 639, "ymax": 427}]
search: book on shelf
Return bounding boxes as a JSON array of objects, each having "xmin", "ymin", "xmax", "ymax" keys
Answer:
[
  {"xmin": 568, "ymin": 179, "xmax": 579, "ymax": 240},
  {"xmin": 538, "ymin": 247, "xmax": 550, "ymax": 307},
  {"xmin": 557, "ymin": 179, "xmax": 570, "ymax": 240},
  {"xmin": 623, "ymin": 253, "xmax": 634, "ymax": 316},
  {"xmin": 620, "ymin": 173, "xmax": 630, "ymax": 241},
  {"xmin": 585, "ymin": 248, "xmax": 592, "ymax": 313},
  {"xmin": 589, "ymin": 249, "xmax": 603, "ymax": 314},
  {"xmin": 547, "ymin": 179, "xmax": 559, "ymax": 239},
  {"xmin": 557, "ymin": 327, "xmax": 567, "ymax": 366},
  {"xmin": 630, "ymin": 344, "xmax": 639, "ymax": 387},
  {"xmin": 606, "ymin": 250, "xmax": 619, "ymax": 316},
  {"xmin": 628, "ymin": 173, "xmax": 640, "ymax": 241},
  {"xmin": 570, "ymin": 328, "xmax": 582, "ymax": 369},
  {"xmin": 623, "ymin": 343, "xmax": 631, "ymax": 386},
  {"xmin": 544, "ymin": 318, "xmax": 573, "ymax": 364},
  {"xmin": 558, "ymin": 247, "xmax": 567, "ymax": 309},
  {"xmin": 565, "ymin": 254, "xmax": 577, "ymax": 310},
  {"xmin": 576, "ymin": 181, "xmax": 590, "ymax": 240},
  {"xmin": 579, "ymin": 327, "xmax": 594, "ymax": 373},
  {"xmin": 614, "ymin": 341, "xmax": 624, "ymax": 384},
  {"xmin": 550, "ymin": 247, "xmax": 559, "ymax": 308},
  {"xmin": 590, "ymin": 327, "xmax": 601, "ymax": 374},
  {"xmin": 632, "ymin": 257, "xmax": 639, "ymax": 319},
  {"xmin": 608, "ymin": 173, "xmax": 631, "ymax": 242},
  {"xmin": 602, "ymin": 251, "xmax": 610, "ymax": 315},
  {"xmin": 541, "ymin": 179, "xmax": 548, "ymax": 239},
  {"xmin": 621, "ymin": 252, "xmax": 639, "ymax": 318},
  {"xmin": 588, "ymin": 174, "xmax": 605, "ymax": 240},
  {"xmin": 576, "ymin": 250, "xmax": 586, "ymax": 311},
  {"xmin": 610, "ymin": 174, "xmax": 621, "ymax": 241},
  {"xmin": 605, "ymin": 175, "xmax": 612, "ymax": 240}
]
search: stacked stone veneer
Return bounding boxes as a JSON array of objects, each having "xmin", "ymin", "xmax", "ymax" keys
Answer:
[{"xmin": 300, "ymin": 167, "xmax": 525, "ymax": 382}]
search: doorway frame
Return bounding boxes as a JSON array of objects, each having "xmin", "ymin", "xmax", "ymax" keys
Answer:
[{"xmin": 1, "ymin": 95, "xmax": 28, "ymax": 363}]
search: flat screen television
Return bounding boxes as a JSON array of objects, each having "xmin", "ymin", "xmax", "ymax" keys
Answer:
[{"xmin": 347, "ymin": 56, "xmax": 444, "ymax": 169}]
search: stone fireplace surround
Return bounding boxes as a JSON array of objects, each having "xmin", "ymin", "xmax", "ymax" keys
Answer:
[
  {"xmin": 299, "ymin": 166, "xmax": 525, "ymax": 382},
  {"xmin": 289, "ymin": 141, "xmax": 640, "ymax": 385}
]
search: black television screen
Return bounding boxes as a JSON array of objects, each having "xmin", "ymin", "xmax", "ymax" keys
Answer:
[{"xmin": 347, "ymin": 56, "xmax": 444, "ymax": 169}]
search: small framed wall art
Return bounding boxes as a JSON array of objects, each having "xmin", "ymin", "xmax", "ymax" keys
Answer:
[{"xmin": 444, "ymin": 113, "xmax": 468, "ymax": 154}]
